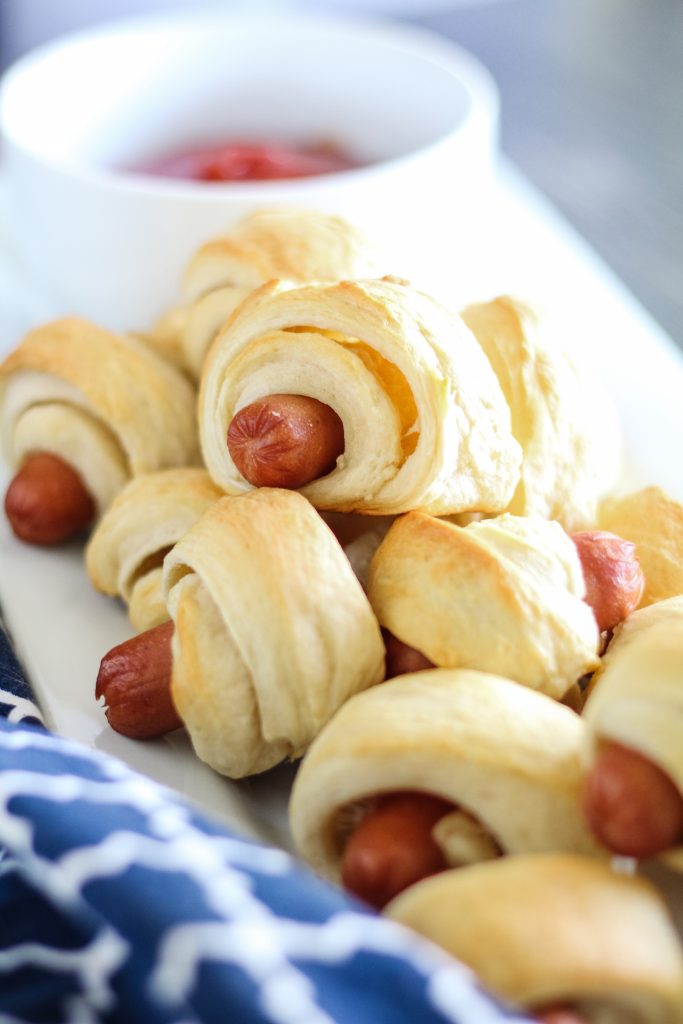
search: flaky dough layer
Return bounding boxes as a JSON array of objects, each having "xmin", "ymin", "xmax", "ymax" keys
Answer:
[
  {"xmin": 163, "ymin": 489, "xmax": 385, "ymax": 778},
  {"xmin": 367, "ymin": 512, "xmax": 599, "ymax": 698},
  {"xmin": 179, "ymin": 208, "xmax": 381, "ymax": 377},
  {"xmin": 289, "ymin": 669, "xmax": 603, "ymax": 881},
  {"xmin": 86, "ymin": 468, "xmax": 223, "ymax": 631},
  {"xmin": 199, "ymin": 277, "xmax": 521, "ymax": 515},
  {"xmin": 583, "ymin": 594, "xmax": 683, "ymax": 869},
  {"xmin": 463, "ymin": 296, "xmax": 621, "ymax": 531},
  {"xmin": 388, "ymin": 854, "xmax": 683, "ymax": 1023},
  {"xmin": 0, "ymin": 318, "xmax": 200, "ymax": 512},
  {"xmin": 598, "ymin": 486, "xmax": 683, "ymax": 608}
]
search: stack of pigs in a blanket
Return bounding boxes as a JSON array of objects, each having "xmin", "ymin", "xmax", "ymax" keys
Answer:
[{"xmin": 2, "ymin": 208, "xmax": 683, "ymax": 1023}]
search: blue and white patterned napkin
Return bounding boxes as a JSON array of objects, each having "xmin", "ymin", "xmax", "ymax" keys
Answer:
[
  {"xmin": 0, "ymin": 621, "xmax": 44, "ymax": 729},
  {"xmin": 0, "ymin": 622, "xmax": 526, "ymax": 1024}
]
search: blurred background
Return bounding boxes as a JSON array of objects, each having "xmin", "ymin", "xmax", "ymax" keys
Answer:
[{"xmin": 1, "ymin": 0, "xmax": 682, "ymax": 349}]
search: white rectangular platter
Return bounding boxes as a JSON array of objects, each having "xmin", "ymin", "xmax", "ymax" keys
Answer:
[{"xmin": 1, "ymin": 159, "xmax": 683, "ymax": 867}]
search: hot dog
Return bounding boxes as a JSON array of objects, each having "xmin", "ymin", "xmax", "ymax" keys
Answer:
[
  {"xmin": 227, "ymin": 393, "xmax": 344, "ymax": 489},
  {"xmin": 5, "ymin": 452, "xmax": 95, "ymax": 545},
  {"xmin": 383, "ymin": 630, "xmax": 434, "ymax": 678},
  {"xmin": 95, "ymin": 620, "xmax": 182, "ymax": 739},
  {"xmin": 570, "ymin": 530, "xmax": 644, "ymax": 632},
  {"xmin": 582, "ymin": 741, "xmax": 683, "ymax": 857},
  {"xmin": 534, "ymin": 1006, "xmax": 586, "ymax": 1024},
  {"xmin": 340, "ymin": 791, "xmax": 453, "ymax": 909}
]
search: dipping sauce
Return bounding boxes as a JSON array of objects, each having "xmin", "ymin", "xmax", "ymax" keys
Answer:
[{"xmin": 132, "ymin": 139, "xmax": 358, "ymax": 182}]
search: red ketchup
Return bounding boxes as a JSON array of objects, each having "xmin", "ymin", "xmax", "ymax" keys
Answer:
[{"xmin": 132, "ymin": 139, "xmax": 358, "ymax": 182}]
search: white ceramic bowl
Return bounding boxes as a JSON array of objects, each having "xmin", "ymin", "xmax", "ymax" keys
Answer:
[{"xmin": 0, "ymin": 10, "xmax": 499, "ymax": 331}]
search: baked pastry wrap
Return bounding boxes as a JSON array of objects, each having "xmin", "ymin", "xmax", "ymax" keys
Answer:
[
  {"xmin": 462, "ymin": 296, "xmax": 621, "ymax": 531},
  {"xmin": 583, "ymin": 594, "xmax": 683, "ymax": 870},
  {"xmin": 289, "ymin": 669, "xmax": 603, "ymax": 882},
  {"xmin": 388, "ymin": 854, "xmax": 683, "ymax": 1023},
  {"xmin": 135, "ymin": 306, "xmax": 190, "ymax": 373},
  {"xmin": 86, "ymin": 468, "xmax": 223, "ymax": 631},
  {"xmin": 162, "ymin": 488, "xmax": 385, "ymax": 778},
  {"xmin": 0, "ymin": 318, "xmax": 200, "ymax": 513},
  {"xmin": 199, "ymin": 277, "xmax": 522, "ymax": 515},
  {"xmin": 367, "ymin": 512, "xmax": 600, "ymax": 698},
  {"xmin": 598, "ymin": 486, "xmax": 683, "ymax": 608},
  {"xmin": 180, "ymin": 207, "xmax": 381, "ymax": 377}
]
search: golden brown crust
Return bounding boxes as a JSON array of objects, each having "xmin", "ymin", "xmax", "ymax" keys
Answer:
[
  {"xmin": 367, "ymin": 512, "xmax": 599, "ymax": 698},
  {"xmin": 463, "ymin": 296, "xmax": 621, "ymax": 530},
  {"xmin": 85, "ymin": 468, "xmax": 223, "ymax": 630},
  {"xmin": 183, "ymin": 207, "xmax": 381, "ymax": 302},
  {"xmin": 179, "ymin": 208, "xmax": 381, "ymax": 377},
  {"xmin": 598, "ymin": 487, "xmax": 683, "ymax": 608},
  {"xmin": 0, "ymin": 318, "xmax": 200, "ymax": 512},
  {"xmin": 163, "ymin": 489, "xmax": 386, "ymax": 778},
  {"xmin": 583, "ymin": 595, "xmax": 683, "ymax": 866},
  {"xmin": 387, "ymin": 854, "xmax": 683, "ymax": 1022},
  {"xmin": 289, "ymin": 669, "xmax": 604, "ymax": 881}
]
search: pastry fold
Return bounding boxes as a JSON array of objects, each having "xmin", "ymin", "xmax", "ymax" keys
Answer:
[
  {"xmin": 86, "ymin": 468, "xmax": 223, "ymax": 631},
  {"xmin": 583, "ymin": 595, "xmax": 683, "ymax": 869},
  {"xmin": 163, "ymin": 489, "xmax": 385, "ymax": 778},
  {"xmin": 367, "ymin": 512, "xmax": 600, "ymax": 698},
  {"xmin": 462, "ymin": 296, "xmax": 621, "ymax": 530},
  {"xmin": 179, "ymin": 208, "xmax": 381, "ymax": 377},
  {"xmin": 0, "ymin": 318, "xmax": 200, "ymax": 513},
  {"xmin": 199, "ymin": 277, "xmax": 522, "ymax": 515},
  {"xmin": 598, "ymin": 486, "xmax": 683, "ymax": 608},
  {"xmin": 289, "ymin": 669, "xmax": 603, "ymax": 882},
  {"xmin": 388, "ymin": 854, "xmax": 683, "ymax": 1023}
]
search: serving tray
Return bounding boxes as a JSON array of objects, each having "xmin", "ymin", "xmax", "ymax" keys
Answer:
[{"xmin": 1, "ymin": 159, "xmax": 682, "ymax": 875}]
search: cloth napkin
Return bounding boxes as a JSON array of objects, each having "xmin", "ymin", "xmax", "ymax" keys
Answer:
[{"xmin": 0, "ymin": 619, "xmax": 526, "ymax": 1024}]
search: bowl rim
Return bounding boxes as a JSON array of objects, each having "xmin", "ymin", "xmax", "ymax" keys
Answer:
[{"xmin": 0, "ymin": 8, "xmax": 500, "ymax": 199}]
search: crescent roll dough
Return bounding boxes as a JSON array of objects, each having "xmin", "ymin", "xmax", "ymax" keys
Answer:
[
  {"xmin": 162, "ymin": 489, "xmax": 385, "ymax": 778},
  {"xmin": 135, "ymin": 306, "xmax": 191, "ymax": 373},
  {"xmin": 462, "ymin": 296, "xmax": 622, "ymax": 531},
  {"xmin": 388, "ymin": 855, "xmax": 683, "ymax": 1023},
  {"xmin": 598, "ymin": 486, "xmax": 683, "ymax": 608},
  {"xmin": 0, "ymin": 318, "xmax": 200, "ymax": 513},
  {"xmin": 367, "ymin": 512, "xmax": 600, "ymax": 698},
  {"xmin": 199, "ymin": 277, "xmax": 522, "ymax": 516},
  {"xmin": 289, "ymin": 669, "xmax": 603, "ymax": 882},
  {"xmin": 85, "ymin": 468, "xmax": 223, "ymax": 631},
  {"xmin": 179, "ymin": 208, "xmax": 381, "ymax": 378},
  {"xmin": 583, "ymin": 595, "xmax": 683, "ymax": 869}
]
